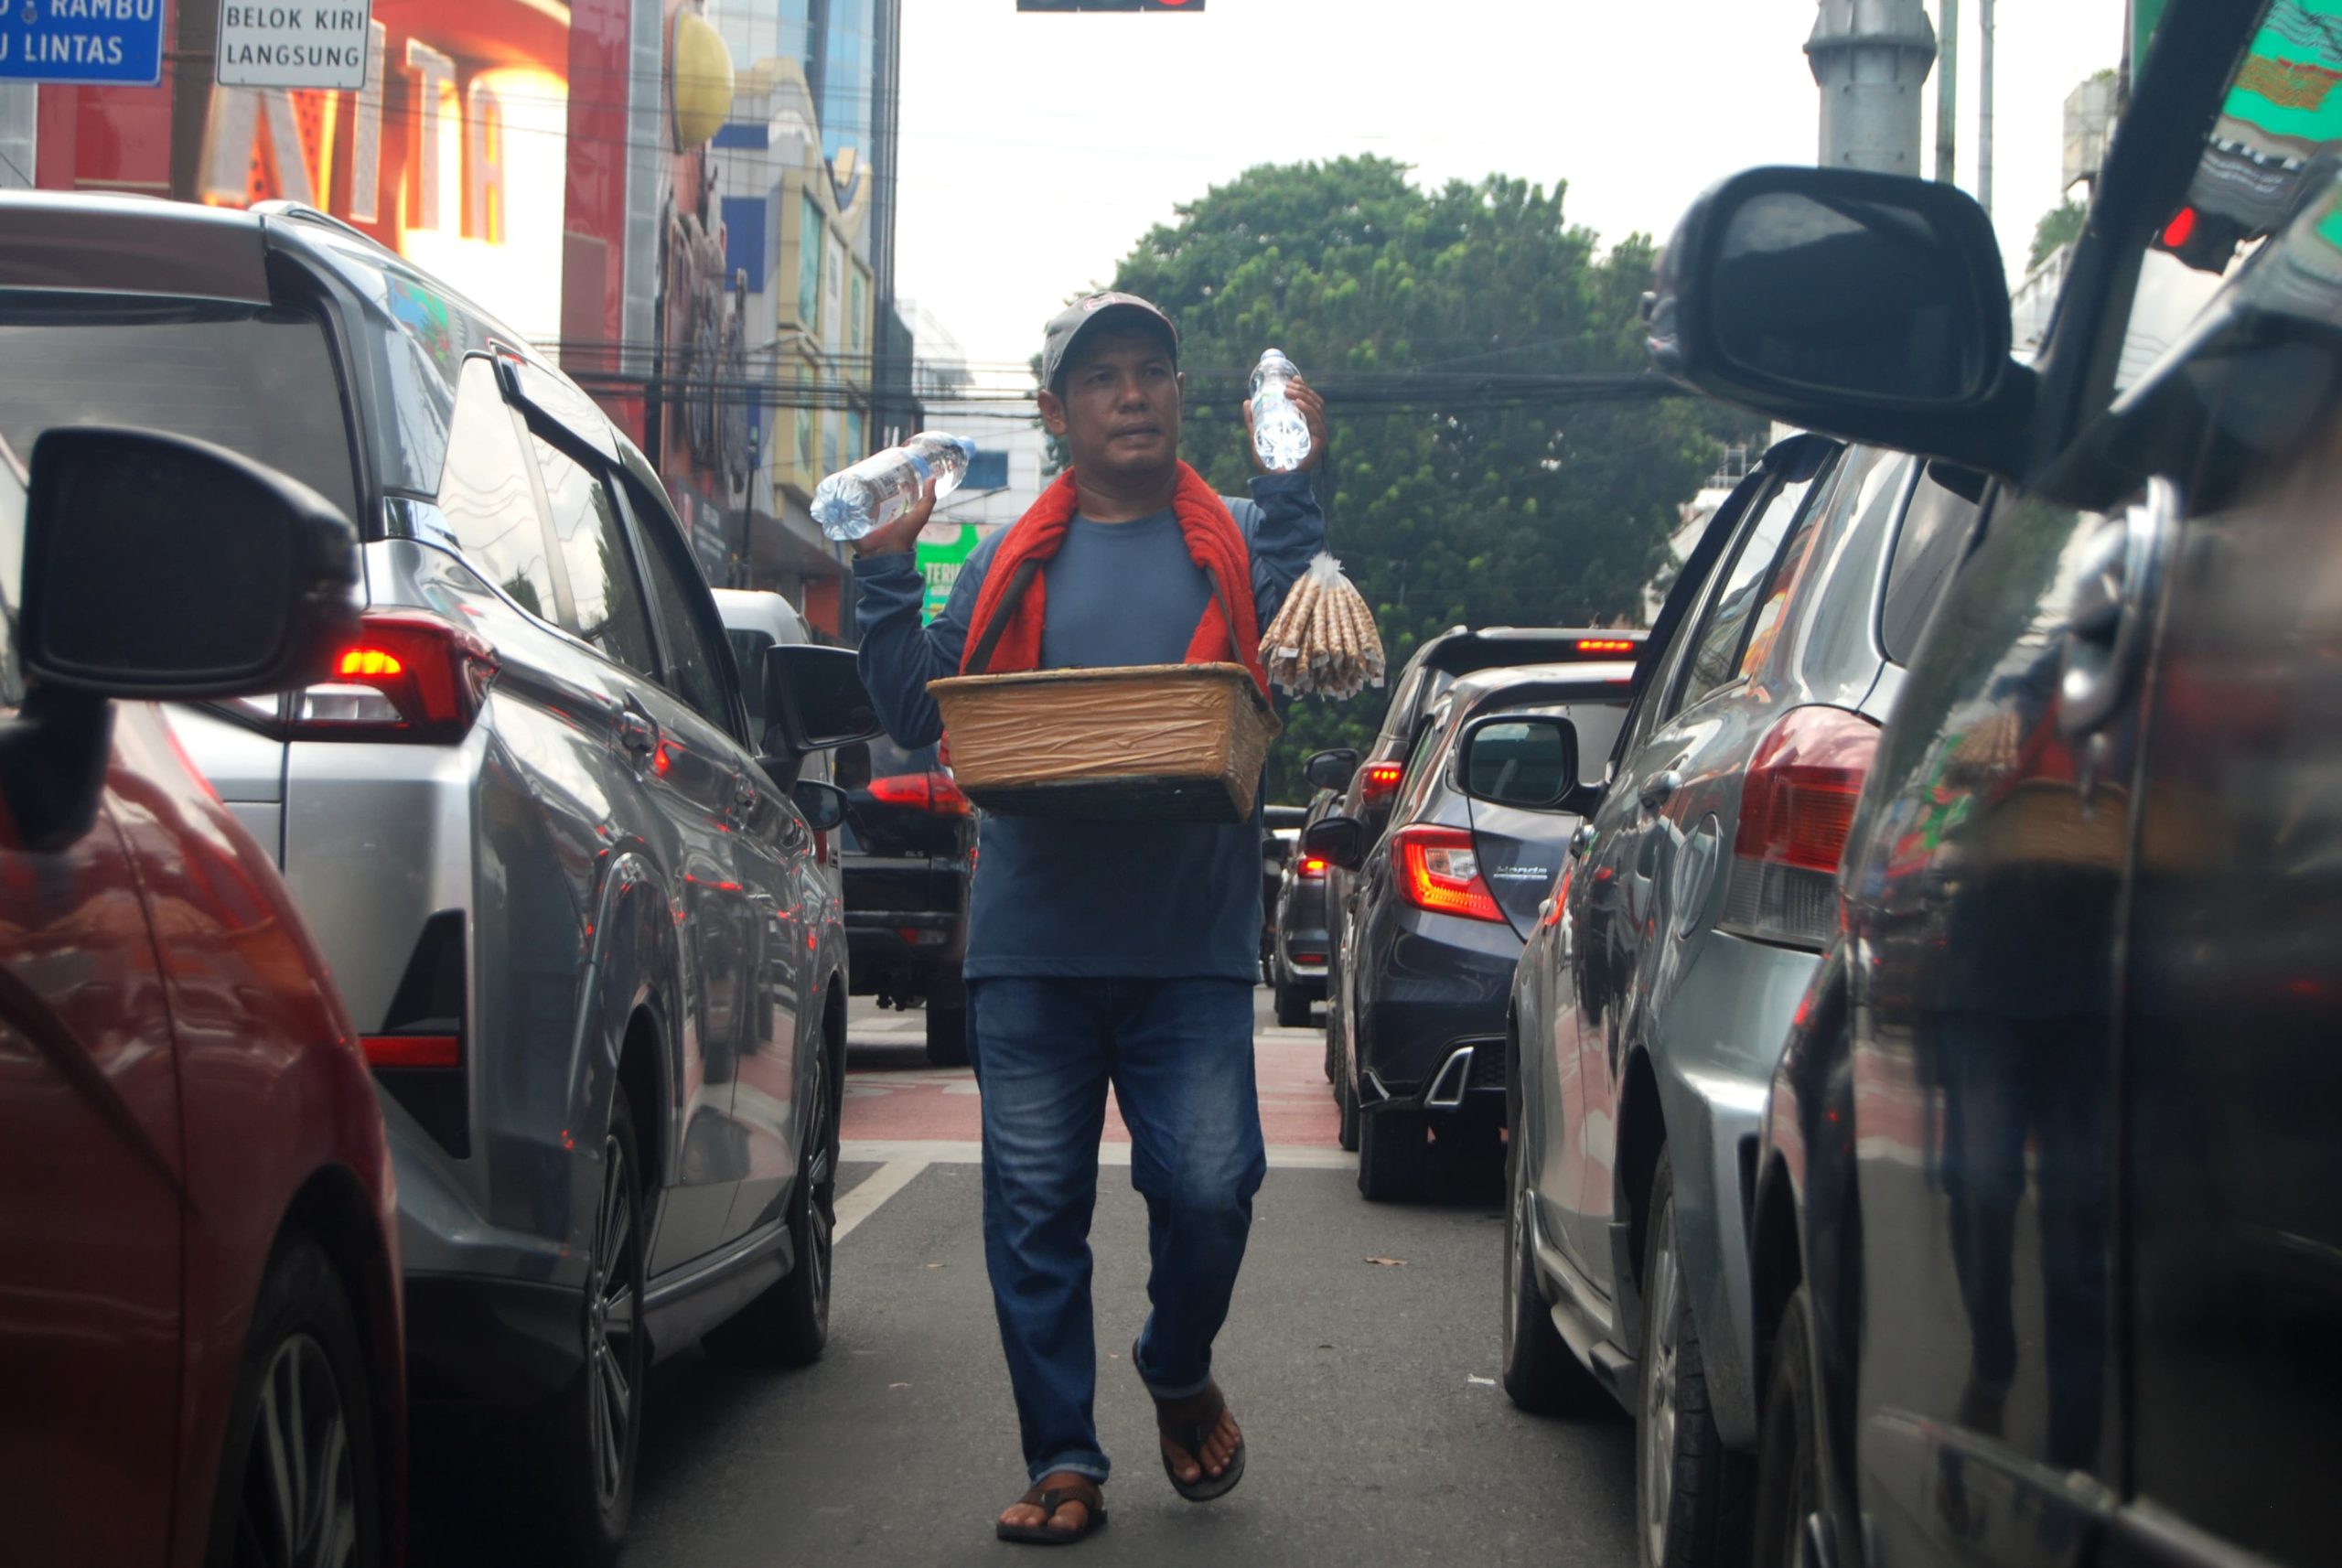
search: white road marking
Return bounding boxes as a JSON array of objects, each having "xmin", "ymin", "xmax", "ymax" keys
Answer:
[
  {"xmin": 843, "ymin": 1139, "xmax": 1352, "ymax": 1171},
  {"xmin": 832, "ymin": 1157, "xmax": 929, "ymax": 1242}
]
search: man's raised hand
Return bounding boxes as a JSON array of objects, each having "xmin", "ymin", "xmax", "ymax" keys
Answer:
[{"xmin": 853, "ymin": 477, "xmax": 938, "ymax": 557}]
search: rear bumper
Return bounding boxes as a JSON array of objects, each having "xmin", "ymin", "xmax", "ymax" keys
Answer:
[
  {"xmin": 403, "ymin": 1272, "xmax": 584, "ymax": 1407},
  {"xmin": 844, "ymin": 911, "xmax": 965, "ymax": 1001},
  {"xmin": 1355, "ymin": 912, "xmax": 1521, "ymax": 1104}
]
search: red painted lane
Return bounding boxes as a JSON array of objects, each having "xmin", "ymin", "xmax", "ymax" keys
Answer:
[{"xmin": 842, "ymin": 1004, "xmax": 1339, "ymax": 1150}]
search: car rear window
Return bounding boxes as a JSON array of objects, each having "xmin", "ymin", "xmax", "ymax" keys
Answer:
[
  {"xmin": 0, "ymin": 295, "xmax": 359, "ymax": 522},
  {"xmin": 870, "ymin": 734, "xmax": 941, "ymax": 777},
  {"xmin": 1879, "ymin": 462, "xmax": 1985, "ymax": 666}
]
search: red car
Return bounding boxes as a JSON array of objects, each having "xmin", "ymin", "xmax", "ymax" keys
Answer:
[{"xmin": 0, "ymin": 426, "xmax": 403, "ymax": 1567}]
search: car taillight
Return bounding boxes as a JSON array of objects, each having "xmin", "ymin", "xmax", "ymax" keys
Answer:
[
  {"xmin": 1360, "ymin": 761, "xmax": 1403, "ymax": 809},
  {"xmin": 1576, "ymin": 638, "xmax": 1637, "ymax": 654},
  {"xmin": 291, "ymin": 613, "xmax": 496, "ymax": 743},
  {"xmin": 1299, "ymin": 855, "xmax": 1327, "ymax": 879},
  {"xmin": 1721, "ymin": 706, "xmax": 1879, "ymax": 949},
  {"xmin": 866, "ymin": 771, "xmax": 972, "ymax": 815},
  {"xmin": 1393, "ymin": 824, "xmax": 1505, "ymax": 923}
]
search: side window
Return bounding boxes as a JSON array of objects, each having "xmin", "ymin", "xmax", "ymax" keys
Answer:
[
  {"xmin": 1391, "ymin": 703, "xmax": 1454, "ymax": 822},
  {"xmin": 1675, "ymin": 469, "xmax": 1821, "ymax": 712},
  {"xmin": 438, "ymin": 358, "xmax": 562, "ymax": 622},
  {"xmin": 530, "ymin": 435, "xmax": 658, "ymax": 677},
  {"xmin": 623, "ymin": 478, "xmax": 734, "ymax": 731},
  {"xmin": 728, "ymin": 628, "xmax": 776, "ymax": 742},
  {"xmin": 1880, "ymin": 462, "xmax": 1986, "ymax": 665}
]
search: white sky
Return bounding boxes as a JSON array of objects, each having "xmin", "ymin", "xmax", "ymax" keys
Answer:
[{"xmin": 893, "ymin": 0, "xmax": 2125, "ymax": 382}]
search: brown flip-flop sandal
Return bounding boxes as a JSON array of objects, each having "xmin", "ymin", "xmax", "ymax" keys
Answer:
[
  {"xmin": 994, "ymin": 1478, "xmax": 1109, "ymax": 1546},
  {"xmin": 1154, "ymin": 1380, "xmax": 1246, "ymax": 1502}
]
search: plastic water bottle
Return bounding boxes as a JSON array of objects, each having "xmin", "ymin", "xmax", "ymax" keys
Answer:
[
  {"xmin": 812, "ymin": 432, "xmax": 977, "ymax": 541},
  {"xmin": 1250, "ymin": 349, "xmax": 1311, "ymax": 472}
]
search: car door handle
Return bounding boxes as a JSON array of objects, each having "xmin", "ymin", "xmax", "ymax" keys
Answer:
[
  {"xmin": 2060, "ymin": 476, "xmax": 2178, "ymax": 737},
  {"xmin": 1638, "ymin": 770, "xmax": 1682, "ymax": 814},
  {"xmin": 616, "ymin": 706, "xmax": 658, "ymax": 760}
]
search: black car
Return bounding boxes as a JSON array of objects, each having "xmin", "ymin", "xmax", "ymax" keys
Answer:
[
  {"xmin": 1307, "ymin": 662, "xmax": 1633, "ymax": 1199},
  {"xmin": 1270, "ymin": 789, "xmax": 1338, "ymax": 1028},
  {"xmin": 1261, "ymin": 801, "xmax": 1309, "ymax": 993},
  {"xmin": 1655, "ymin": 5, "xmax": 2342, "ymax": 1566},
  {"xmin": 834, "ymin": 732, "xmax": 977, "ymax": 1064},
  {"xmin": 1303, "ymin": 628, "xmax": 1648, "ymax": 1058}
]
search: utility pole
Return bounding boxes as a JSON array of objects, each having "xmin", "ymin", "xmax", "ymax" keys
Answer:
[
  {"xmin": 1936, "ymin": 0, "xmax": 1961, "ymax": 183},
  {"xmin": 1977, "ymin": 0, "xmax": 1997, "ymax": 213},
  {"xmin": 1809, "ymin": 0, "xmax": 1940, "ymax": 177}
]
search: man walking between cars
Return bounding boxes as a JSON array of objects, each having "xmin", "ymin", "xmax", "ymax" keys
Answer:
[{"xmin": 852, "ymin": 293, "xmax": 1328, "ymax": 1543}]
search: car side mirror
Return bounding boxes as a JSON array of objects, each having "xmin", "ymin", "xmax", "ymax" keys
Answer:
[
  {"xmin": 3, "ymin": 427, "xmax": 360, "ymax": 852},
  {"xmin": 22, "ymin": 426, "xmax": 360, "ymax": 698},
  {"xmin": 790, "ymin": 779, "xmax": 850, "ymax": 834},
  {"xmin": 1304, "ymin": 747, "xmax": 1359, "ymax": 791},
  {"xmin": 765, "ymin": 643, "xmax": 881, "ymax": 755},
  {"xmin": 1648, "ymin": 166, "xmax": 2031, "ymax": 478},
  {"xmin": 1301, "ymin": 813, "xmax": 1369, "ymax": 873},
  {"xmin": 1458, "ymin": 714, "xmax": 1582, "ymax": 812},
  {"xmin": 833, "ymin": 739, "xmax": 873, "ymax": 792}
]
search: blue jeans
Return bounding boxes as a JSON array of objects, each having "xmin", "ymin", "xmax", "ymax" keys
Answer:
[{"xmin": 966, "ymin": 976, "xmax": 1267, "ymax": 1486}]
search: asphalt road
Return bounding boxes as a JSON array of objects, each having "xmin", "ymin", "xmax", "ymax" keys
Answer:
[{"xmin": 463, "ymin": 993, "xmax": 1639, "ymax": 1565}]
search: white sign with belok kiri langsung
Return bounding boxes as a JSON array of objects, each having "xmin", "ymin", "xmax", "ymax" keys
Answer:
[{"xmin": 215, "ymin": 0, "xmax": 371, "ymax": 91}]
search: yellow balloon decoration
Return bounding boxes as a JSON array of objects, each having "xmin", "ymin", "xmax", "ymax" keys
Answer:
[{"xmin": 671, "ymin": 11, "xmax": 736, "ymax": 151}]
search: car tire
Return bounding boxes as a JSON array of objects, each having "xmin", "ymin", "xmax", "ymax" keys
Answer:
[
  {"xmin": 1357, "ymin": 1107, "xmax": 1427, "ymax": 1201},
  {"xmin": 1501, "ymin": 1122, "xmax": 1607, "ymax": 1416},
  {"xmin": 1274, "ymin": 980, "xmax": 1313, "ymax": 1029},
  {"xmin": 1637, "ymin": 1151, "xmax": 1753, "ymax": 1568},
  {"xmin": 1336, "ymin": 1029, "xmax": 1361, "ymax": 1152},
  {"xmin": 1751, "ymin": 1286, "xmax": 1822, "ymax": 1568},
  {"xmin": 205, "ymin": 1235, "xmax": 383, "ymax": 1568},
  {"xmin": 530, "ymin": 1088, "xmax": 646, "ymax": 1568},
  {"xmin": 925, "ymin": 1001, "xmax": 969, "ymax": 1068},
  {"xmin": 706, "ymin": 1036, "xmax": 837, "ymax": 1368}
]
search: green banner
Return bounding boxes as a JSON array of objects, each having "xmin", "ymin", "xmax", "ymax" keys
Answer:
[
  {"xmin": 2133, "ymin": 0, "xmax": 2170, "ymax": 79},
  {"xmin": 917, "ymin": 523, "xmax": 984, "ymax": 624}
]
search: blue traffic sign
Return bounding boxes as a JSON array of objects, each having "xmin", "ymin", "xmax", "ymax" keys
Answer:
[{"xmin": 0, "ymin": 0, "xmax": 167, "ymax": 86}]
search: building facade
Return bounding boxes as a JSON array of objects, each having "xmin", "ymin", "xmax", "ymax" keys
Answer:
[{"xmin": 18, "ymin": 0, "xmax": 911, "ymax": 636}]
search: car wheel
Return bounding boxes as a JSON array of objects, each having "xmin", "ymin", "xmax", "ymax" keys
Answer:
[
  {"xmin": 206, "ymin": 1236, "xmax": 382, "ymax": 1568},
  {"xmin": 1357, "ymin": 1107, "xmax": 1426, "ymax": 1202},
  {"xmin": 532, "ymin": 1089, "xmax": 646, "ymax": 1568},
  {"xmin": 1501, "ymin": 1123, "xmax": 1606, "ymax": 1415},
  {"xmin": 925, "ymin": 1001, "xmax": 969, "ymax": 1068},
  {"xmin": 1274, "ymin": 980, "xmax": 1313, "ymax": 1029},
  {"xmin": 1637, "ymin": 1151, "xmax": 1753, "ymax": 1568},
  {"xmin": 706, "ymin": 1036, "xmax": 837, "ymax": 1367},
  {"xmin": 1335, "ymin": 1025, "xmax": 1361, "ymax": 1152},
  {"xmin": 1751, "ymin": 1286, "xmax": 1822, "ymax": 1568}
]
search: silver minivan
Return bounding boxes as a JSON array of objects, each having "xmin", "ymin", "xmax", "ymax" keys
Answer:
[{"xmin": 0, "ymin": 192, "xmax": 865, "ymax": 1563}]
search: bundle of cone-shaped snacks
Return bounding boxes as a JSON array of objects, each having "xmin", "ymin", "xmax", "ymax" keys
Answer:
[{"xmin": 1260, "ymin": 552, "xmax": 1386, "ymax": 700}]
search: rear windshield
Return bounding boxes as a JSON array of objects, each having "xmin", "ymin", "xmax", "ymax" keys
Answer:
[
  {"xmin": 0, "ymin": 295, "xmax": 360, "ymax": 522},
  {"xmin": 872, "ymin": 734, "xmax": 942, "ymax": 777}
]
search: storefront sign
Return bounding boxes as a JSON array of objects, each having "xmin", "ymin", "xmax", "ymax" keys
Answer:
[
  {"xmin": 918, "ymin": 522, "xmax": 983, "ymax": 624},
  {"xmin": 0, "ymin": 0, "xmax": 166, "ymax": 85},
  {"xmin": 216, "ymin": 0, "xmax": 374, "ymax": 90}
]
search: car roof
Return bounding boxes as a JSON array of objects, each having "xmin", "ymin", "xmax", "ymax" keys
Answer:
[
  {"xmin": 1441, "ymin": 660, "xmax": 1638, "ymax": 713},
  {"xmin": 711, "ymin": 588, "xmax": 813, "ymax": 644}
]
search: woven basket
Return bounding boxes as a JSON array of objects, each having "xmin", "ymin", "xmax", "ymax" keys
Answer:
[{"xmin": 926, "ymin": 662, "xmax": 1282, "ymax": 823}]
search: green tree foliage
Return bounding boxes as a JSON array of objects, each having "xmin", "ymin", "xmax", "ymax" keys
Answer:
[
  {"xmin": 1090, "ymin": 156, "xmax": 1718, "ymax": 801},
  {"xmin": 2029, "ymin": 198, "xmax": 2088, "ymax": 273}
]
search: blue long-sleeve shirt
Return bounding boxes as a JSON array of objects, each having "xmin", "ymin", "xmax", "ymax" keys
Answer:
[{"xmin": 854, "ymin": 471, "xmax": 1326, "ymax": 980}]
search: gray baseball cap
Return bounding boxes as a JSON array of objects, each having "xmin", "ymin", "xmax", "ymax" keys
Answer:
[{"xmin": 1040, "ymin": 291, "xmax": 1179, "ymax": 392}]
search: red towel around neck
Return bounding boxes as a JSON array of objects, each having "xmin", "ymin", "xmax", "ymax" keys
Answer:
[{"xmin": 960, "ymin": 461, "xmax": 1270, "ymax": 697}]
